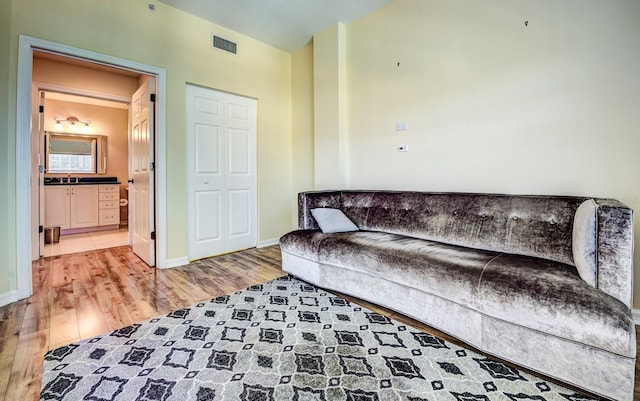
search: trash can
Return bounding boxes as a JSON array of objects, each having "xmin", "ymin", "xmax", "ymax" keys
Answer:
[{"xmin": 45, "ymin": 226, "xmax": 60, "ymax": 244}]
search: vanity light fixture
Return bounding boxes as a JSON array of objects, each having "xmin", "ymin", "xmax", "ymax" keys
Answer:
[{"xmin": 53, "ymin": 116, "xmax": 91, "ymax": 133}]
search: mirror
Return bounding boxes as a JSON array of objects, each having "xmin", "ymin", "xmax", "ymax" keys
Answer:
[{"xmin": 45, "ymin": 132, "xmax": 107, "ymax": 174}]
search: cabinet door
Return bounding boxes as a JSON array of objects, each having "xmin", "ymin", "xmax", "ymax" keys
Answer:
[
  {"xmin": 70, "ymin": 186, "xmax": 99, "ymax": 228},
  {"xmin": 44, "ymin": 186, "xmax": 70, "ymax": 229}
]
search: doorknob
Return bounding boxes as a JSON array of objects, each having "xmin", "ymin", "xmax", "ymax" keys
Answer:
[{"xmin": 128, "ymin": 179, "xmax": 134, "ymax": 183}]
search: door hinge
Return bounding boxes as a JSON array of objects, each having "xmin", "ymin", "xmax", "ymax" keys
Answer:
[
  {"xmin": 150, "ymin": 162, "xmax": 155, "ymax": 171},
  {"xmin": 39, "ymin": 105, "xmax": 44, "ymax": 113},
  {"xmin": 150, "ymin": 93, "xmax": 156, "ymax": 103},
  {"xmin": 150, "ymin": 231, "xmax": 156, "ymax": 240},
  {"xmin": 39, "ymin": 225, "xmax": 43, "ymax": 233}
]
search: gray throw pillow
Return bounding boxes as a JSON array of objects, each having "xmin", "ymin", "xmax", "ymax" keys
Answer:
[
  {"xmin": 572, "ymin": 199, "xmax": 597, "ymax": 287},
  {"xmin": 311, "ymin": 208, "xmax": 359, "ymax": 233}
]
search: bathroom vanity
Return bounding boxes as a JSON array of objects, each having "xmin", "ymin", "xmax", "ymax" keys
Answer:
[{"xmin": 44, "ymin": 178, "xmax": 120, "ymax": 234}]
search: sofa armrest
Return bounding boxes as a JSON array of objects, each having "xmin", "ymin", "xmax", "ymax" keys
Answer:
[
  {"xmin": 594, "ymin": 198, "xmax": 634, "ymax": 308},
  {"xmin": 298, "ymin": 191, "xmax": 342, "ymax": 229}
]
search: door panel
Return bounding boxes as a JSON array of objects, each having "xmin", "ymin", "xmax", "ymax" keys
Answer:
[
  {"xmin": 195, "ymin": 124, "xmax": 221, "ymax": 174},
  {"xmin": 195, "ymin": 190, "xmax": 222, "ymax": 246},
  {"xmin": 228, "ymin": 190, "xmax": 250, "ymax": 237},
  {"xmin": 131, "ymin": 78, "xmax": 156, "ymax": 266},
  {"xmin": 187, "ymin": 85, "xmax": 257, "ymax": 260},
  {"xmin": 228, "ymin": 129, "xmax": 250, "ymax": 174},
  {"xmin": 190, "ymin": 97, "xmax": 225, "ymax": 256}
]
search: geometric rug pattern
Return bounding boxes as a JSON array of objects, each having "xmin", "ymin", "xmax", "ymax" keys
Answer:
[{"xmin": 41, "ymin": 275, "xmax": 598, "ymax": 400}]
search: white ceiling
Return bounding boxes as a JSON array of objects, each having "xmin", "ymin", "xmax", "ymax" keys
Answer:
[{"xmin": 156, "ymin": 0, "xmax": 391, "ymax": 52}]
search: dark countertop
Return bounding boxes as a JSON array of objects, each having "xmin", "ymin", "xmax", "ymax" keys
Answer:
[
  {"xmin": 44, "ymin": 177, "xmax": 120, "ymax": 185},
  {"xmin": 44, "ymin": 182, "xmax": 122, "ymax": 185}
]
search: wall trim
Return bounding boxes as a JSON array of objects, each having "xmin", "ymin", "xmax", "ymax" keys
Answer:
[
  {"xmin": 0, "ymin": 291, "xmax": 19, "ymax": 309},
  {"xmin": 34, "ymin": 82, "xmax": 132, "ymax": 105},
  {"xmin": 16, "ymin": 35, "xmax": 168, "ymax": 301},
  {"xmin": 257, "ymin": 238, "xmax": 279, "ymax": 248},
  {"xmin": 632, "ymin": 309, "xmax": 640, "ymax": 325},
  {"xmin": 162, "ymin": 256, "xmax": 190, "ymax": 269}
]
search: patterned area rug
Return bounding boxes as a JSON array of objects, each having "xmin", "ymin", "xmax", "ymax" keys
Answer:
[{"xmin": 41, "ymin": 276, "xmax": 597, "ymax": 401}]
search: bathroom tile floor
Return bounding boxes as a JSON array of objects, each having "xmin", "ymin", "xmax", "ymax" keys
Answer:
[{"xmin": 43, "ymin": 227, "xmax": 129, "ymax": 257}]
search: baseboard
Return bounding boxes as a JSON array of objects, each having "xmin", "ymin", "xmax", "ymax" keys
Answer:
[
  {"xmin": 257, "ymin": 238, "xmax": 279, "ymax": 248},
  {"xmin": 632, "ymin": 309, "xmax": 640, "ymax": 325},
  {"xmin": 0, "ymin": 290, "xmax": 19, "ymax": 308},
  {"xmin": 161, "ymin": 256, "xmax": 190, "ymax": 269}
]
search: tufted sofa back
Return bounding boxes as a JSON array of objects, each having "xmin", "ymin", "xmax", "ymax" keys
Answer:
[{"xmin": 300, "ymin": 190, "xmax": 585, "ymax": 265}]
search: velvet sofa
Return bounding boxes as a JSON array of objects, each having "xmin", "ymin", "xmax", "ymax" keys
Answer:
[{"xmin": 279, "ymin": 190, "xmax": 635, "ymax": 401}]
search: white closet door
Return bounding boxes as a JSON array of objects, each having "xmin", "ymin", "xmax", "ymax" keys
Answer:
[{"xmin": 186, "ymin": 84, "xmax": 257, "ymax": 260}]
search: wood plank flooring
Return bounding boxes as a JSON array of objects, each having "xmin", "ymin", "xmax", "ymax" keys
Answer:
[{"xmin": 0, "ymin": 245, "xmax": 637, "ymax": 400}]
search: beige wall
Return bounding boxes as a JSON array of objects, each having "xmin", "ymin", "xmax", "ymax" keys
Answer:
[
  {"xmin": 342, "ymin": 0, "xmax": 640, "ymax": 306},
  {"xmin": 291, "ymin": 43, "xmax": 315, "ymax": 223},
  {"xmin": 1, "ymin": 0, "xmax": 293, "ymax": 299},
  {"xmin": 313, "ymin": 23, "xmax": 348, "ymax": 189}
]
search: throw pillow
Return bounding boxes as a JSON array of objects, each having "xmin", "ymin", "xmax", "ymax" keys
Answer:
[
  {"xmin": 572, "ymin": 199, "xmax": 598, "ymax": 287},
  {"xmin": 311, "ymin": 208, "xmax": 359, "ymax": 233}
]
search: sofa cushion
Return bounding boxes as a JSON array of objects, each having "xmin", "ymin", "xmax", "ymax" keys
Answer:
[
  {"xmin": 279, "ymin": 230, "xmax": 331, "ymax": 260},
  {"xmin": 314, "ymin": 231, "xmax": 495, "ymax": 307},
  {"xmin": 477, "ymin": 253, "xmax": 634, "ymax": 357}
]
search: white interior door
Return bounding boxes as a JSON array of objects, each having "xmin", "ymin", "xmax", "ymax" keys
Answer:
[
  {"xmin": 186, "ymin": 84, "xmax": 257, "ymax": 260},
  {"xmin": 131, "ymin": 78, "xmax": 156, "ymax": 266},
  {"xmin": 30, "ymin": 87, "xmax": 44, "ymax": 260},
  {"xmin": 37, "ymin": 91, "xmax": 46, "ymax": 260},
  {"xmin": 36, "ymin": 90, "xmax": 45, "ymax": 258}
]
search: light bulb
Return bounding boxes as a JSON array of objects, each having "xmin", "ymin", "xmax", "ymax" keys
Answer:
[
  {"xmin": 69, "ymin": 122, "xmax": 77, "ymax": 131},
  {"xmin": 54, "ymin": 121, "xmax": 63, "ymax": 131},
  {"xmin": 82, "ymin": 123, "xmax": 91, "ymax": 133}
]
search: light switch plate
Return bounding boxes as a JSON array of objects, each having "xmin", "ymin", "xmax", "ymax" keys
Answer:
[{"xmin": 395, "ymin": 122, "xmax": 409, "ymax": 131}]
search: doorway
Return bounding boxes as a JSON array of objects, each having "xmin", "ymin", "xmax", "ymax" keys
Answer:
[
  {"xmin": 32, "ymin": 53, "xmax": 156, "ymax": 265},
  {"xmin": 36, "ymin": 85, "xmax": 133, "ymax": 259},
  {"xmin": 16, "ymin": 35, "xmax": 168, "ymax": 300}
]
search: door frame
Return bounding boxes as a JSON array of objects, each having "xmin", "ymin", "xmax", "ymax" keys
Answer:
[{"xmin": 16, "ymin": 35, "xmax": 168, "ymax": 300}]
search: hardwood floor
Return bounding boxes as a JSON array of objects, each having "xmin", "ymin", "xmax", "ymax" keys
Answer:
[{"xmin": 0, "ymin": 245, "xmax": 637, "ymax": 400}]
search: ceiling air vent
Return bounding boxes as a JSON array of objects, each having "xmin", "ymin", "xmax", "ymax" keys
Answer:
[{"xmin": 212, "ymin": 35, "xmax": 237, "ymax": 55}]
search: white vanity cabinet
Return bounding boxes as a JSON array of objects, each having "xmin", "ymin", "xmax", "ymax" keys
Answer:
[
  {"xmin": 45, "ymin": 184, "xmax": 116, "ymax": 232},
  {"xmin": 98, "ymin": 184, "xmax": 120, "ymax": 226}
]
